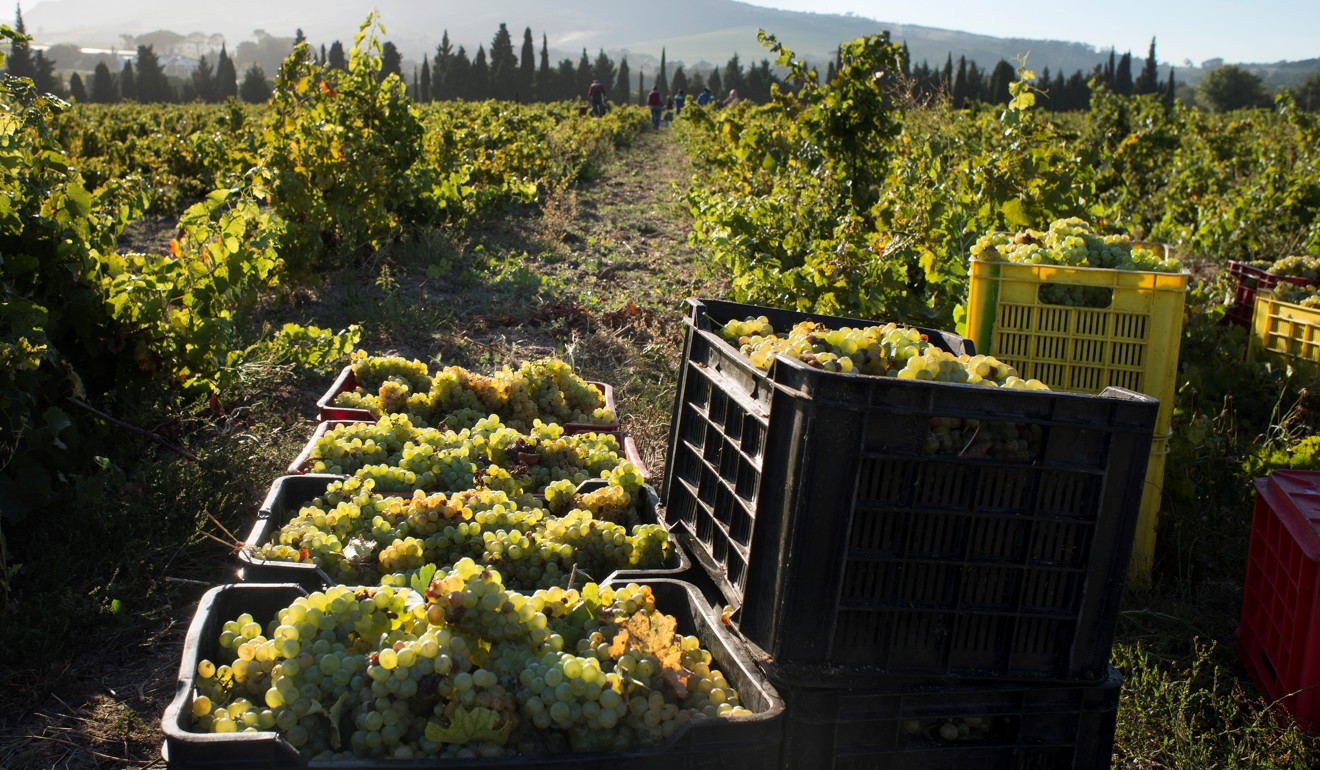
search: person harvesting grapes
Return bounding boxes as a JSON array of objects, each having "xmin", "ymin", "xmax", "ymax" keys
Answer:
[{"xmin": 647, "ymin": 85, "xmax": 662, "ymax": 129}]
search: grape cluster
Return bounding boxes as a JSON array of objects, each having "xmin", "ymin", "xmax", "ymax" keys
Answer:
[
  {"xmin": 1263, "ymin": 255, "xmax": 1320, "ymax": 283},
  {"xmin": 258, "ymin": 478, "xmax": 667, "ymax": 588},
  {"xmin": 971, "ymin": 218, "xmax": 1183, "ymax": 274},
  {"xmin": 333, "ymin": 354, "xmax": 615, "ymax": 431},
  {"xmin": 901, "ymin": 716, "xmax": 998, "ymax": 744},
  {"xmin": 718, "ymin": 317, "xmax": 1049, "ymax": 390},
  {"xmin": 304, "ymin": 415, "xmax": 636, "ymax": 500},
  {"xmin": 1272, "ymin": 282, "xmax": 1320, "ymax": 308},
  {"xmin": 189, "ymin": 566, "xmax": 752, "ymax": 759},
  {"xmin": 924, "ymin": 417, "xmax": 1044, "ymax": 462}
]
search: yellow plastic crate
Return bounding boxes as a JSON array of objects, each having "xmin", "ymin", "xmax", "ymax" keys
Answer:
[
  {"xmin": 1251, "ymin": 291, "xmax": 1320, "ymax": 374},
  {"xmin": 1130, "ymin": 431, "xmax": 1171, "ymax": 587},
  {"xmin": 966, "ymin": 256, "xmax": 1189, "ymax": 434}
]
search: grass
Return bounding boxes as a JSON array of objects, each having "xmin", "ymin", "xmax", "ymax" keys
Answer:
[{"xmin": 1, "ymin": 124, "xmax": 1318, "ymax": 768}]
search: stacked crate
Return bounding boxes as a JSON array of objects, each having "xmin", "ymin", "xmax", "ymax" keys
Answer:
[
  {"xmin": 965, "ymin": 257, "xmax": 1190, "ymax": 586},
  {"xmin": 664, "ymin": 298, "xmax": 1158, "ymax": 769},
  {"xmin": 161, "ymin": 362, "xmax": 786, "ymax": 767}
]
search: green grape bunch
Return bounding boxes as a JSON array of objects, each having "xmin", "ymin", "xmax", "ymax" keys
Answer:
[
  {"xmin": 717, "ymin": 317, "xmax": 1049, "ymax": 390},
  {"xmin": 188, "ymin": 568, "xmax": 753, "ymax": 759},
  {"xmin": 332, "ymin": 354, "xmax": 615, "ymax": 432},
  {"xmin": 971, "ymin": 218, "xmax": 1183, "ymax": 275}
]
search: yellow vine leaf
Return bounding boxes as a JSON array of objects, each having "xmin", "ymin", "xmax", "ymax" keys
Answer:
[{"xmin": 608, "ymin": 599, "xmax": 696, "ymax": 699}]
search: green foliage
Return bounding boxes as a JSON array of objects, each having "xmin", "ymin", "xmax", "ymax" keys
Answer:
[
  {"xmin": 1113, "ymin": 641, "xmax": 1320, "ymax": 768},
  {"xmin": 263, "ymin": 14, "xmax": 423, "ymax": 268},
  {"xmin": 99, "ymin": 183, "xmax": 285, "ymax": 394},
  {"xmin": 1197, "ymin": 65, "xmax": 1273, "ymax": 113}
]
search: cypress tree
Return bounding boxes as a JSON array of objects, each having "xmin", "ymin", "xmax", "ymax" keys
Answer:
[
  {"xmin": 192, "ymin": 54, "xmax": 214, "ymax": 102},
  {"xmin": 672, "ymin": 65, "xmax": 687, "ymax": 96},
  {"xmin": 434, "ymin": 33, "xmax": 453, "ymax": 99},
  {"xmin": 1115, "ymin": 52, "xmax": 1133, "ymax": 95},
  {"xmin": 32, "ymin": 50, "xmax": 64, "ymax": 96},
  {"xmin": 721, "ymin": 52, "xmax": 742, "ymax": 97},
  {"xmin": 215, "ymin": 44, "xmax": 237, "ymax": 99},
  {"xmin": 6, "ymin": 5, "xmax": 34, "ymax": 80},
  {"xmin": 657, "ymin": 48, "xmax": 668, "ymax": 98},
  {"xmin": 328, "ymin": 40, "xmax": 347, "ymax": 71},
  {"xmin": 942, "ymin": 53, "xmax": 952, "ymax": 91},
  {"xmin": 1164, "ymin": 68, "xmax": 1176, "ymax": 108},
  {"xmin": 952, "ymin": 56, "xmax": 968, "ymax": 108},
  {"xmin": 988, "ymin": 60, "xmax": 1016, "ymax": 104},
  {"xmin": 707, "ymin": 67, "xmax": 722, "ymax": 99},
  {"xmin": 616, "ymin": 56, "xmax": 631, "ymax": 105},
  {"xmin": 537, "ymin": 33, "xmax": 550, "ymax": 100},
  {"xmin": 1104, "ymin": 49, "xmax": 1115, "ymax": 88},
  {"xmin": 380, "ymin": 41, "xmax": 402, "ymax": 82},
  {"xmin": 119, "ymin": 60, "xmax": 136, "ymax": 101},
  {"xmin": 576, "ymin": 48, "xmax": 592, "ymax": 99},
  {"xmin": 592, "ymin": 49, "xmax": 615, "ymax": 92},
  {"xmin": 135, "ymin": 45, "xmax": 171, "ymax": 102},
  {"xmin": 239, "ymin": 64, "xmax": 271, "ymax": 103},
  {"xmin": 519, "ymin": 27, "xmax": 535, "ymax": 99},
  {"xmin": 420, "ymin": 57, "xmax": 431, "ymax": 104},
  {"xmin": 638, "ymin": 69, "xmax": 644, "ymax": 105},
  {"xmin": 68, "ymin": 72, "xmax": 86, "ymax": 101},
  {"xmin": 450, "ymin": 46, "xmax": 471, "ymax": 100},
  {"xmin": 489, "ymin": 23, "xmax": 518, "ymax": 100},
  {"xmin": 472, "ymin": 45, "xmax": 489, "ymax": 98},
  {"xmin": 90, "ymin": 61, "xmax": 117, "ymax": 103},
  {"xmin": 1134, "ymin": 38, "xmax": 1159, "ymax": 95}
]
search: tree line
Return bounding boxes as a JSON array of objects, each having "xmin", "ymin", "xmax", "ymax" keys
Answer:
[{"xmin": 6, "ymin": 7, "xmax": 1318, "ymax": 113}]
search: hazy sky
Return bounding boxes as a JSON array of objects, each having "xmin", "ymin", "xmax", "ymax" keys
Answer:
[{"xmin": 739, "ymin": 0, "xmax": 1319, "ymax": 66}]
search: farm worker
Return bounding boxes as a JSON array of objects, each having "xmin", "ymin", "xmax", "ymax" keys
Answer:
[
  {"xmin": 674, "ymin": 89, "xmax": 686, "ymax": 114},
  {"xmin": 647, "ymin": 85, "xmax": 662, "ymax": 129},
  {"xmin": 588, "ymin": 79, "xmax": 606, "ymax": 116},
  {"xmin": 697, "ymin": 87, "xmax": 712, "ymax": 106},
  {"xmin": 721, "ymin": 88, "xmax": 739, "ymax": 107}
]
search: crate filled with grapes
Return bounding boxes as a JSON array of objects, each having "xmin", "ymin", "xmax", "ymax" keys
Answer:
[
  {"xmin": 665, "ymin": 297, "xmax": 1158, "ymax": 682},
  {"xmin": 318, "ymin": 353, "xmax": 618, "ymax": 435},
  {"xmin": 965, "ymin": 219, "xmax": 1187, "ymax": 434},
  {"xmin": 1224, "ymin": 257, "xmax": 1317, "ymax": 329},
  {"xmin": 287, "ymin": 414, "xmax": 647, "ymax": 487},
  {"xmin": 770, "ymin": 665, "xmax": 1121, "ymax": 770},
  {"xmin": 238, "ymin": 472, "xmax": 688, "ymax": 592},
  {"xmin": 1250, "ymin": 284, "xmax": 1320, "ymax": 375},
  {"xmin": 161, "ymin": 573, "xmax": 784, "ymax": 768}
]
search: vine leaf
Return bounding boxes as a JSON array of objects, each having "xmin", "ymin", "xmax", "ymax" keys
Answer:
[
  {"xmin": 425, "ymin": 706, "xmax": 512, "ymax": 745},
  {"xmin": 608, "ymin": 602, "xmax": 696, "ymax": 699}
]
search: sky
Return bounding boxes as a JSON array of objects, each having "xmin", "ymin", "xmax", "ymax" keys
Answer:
[{"xmin": 738, "ymin": 0, "xmax": 1319, "ymax": 66}]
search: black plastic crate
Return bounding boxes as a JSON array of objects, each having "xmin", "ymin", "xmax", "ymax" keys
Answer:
[
  {"xmin": 772, "ymin": 666, "xmax": 1121, "ymax": 770},
  {"xmin": 161, "ymin": 579, "xmax": 784, "ymax": 769},
  {"xmin": 663, "ymin": 298, "xmax": 1158, "ymax": 682},
  {"xmin": 239, "ymin": 475, "xmax": 689, "ymax": 591}
]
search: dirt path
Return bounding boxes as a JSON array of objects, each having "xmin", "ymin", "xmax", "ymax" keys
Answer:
[{"xmin": 0, "ymin": 121, "xmax": 718, "ymax": 770}]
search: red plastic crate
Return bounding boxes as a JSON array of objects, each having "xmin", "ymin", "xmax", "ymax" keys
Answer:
[
  {"xmin": 317, "ymin": 365, "xmax": 619, "ymax": 434},
  {"xmin": 1238, "ymin": 471, "xmax": 1320, "ymax": 732},
  {"xmin": 1224, "ymin": 261, "xmax": 1310, "ymax": 329}
]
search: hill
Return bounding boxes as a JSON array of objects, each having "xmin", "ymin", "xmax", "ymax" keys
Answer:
[{"xmin": 23, "ymin": 0, "xmax": 1154, "ymax": 79}]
